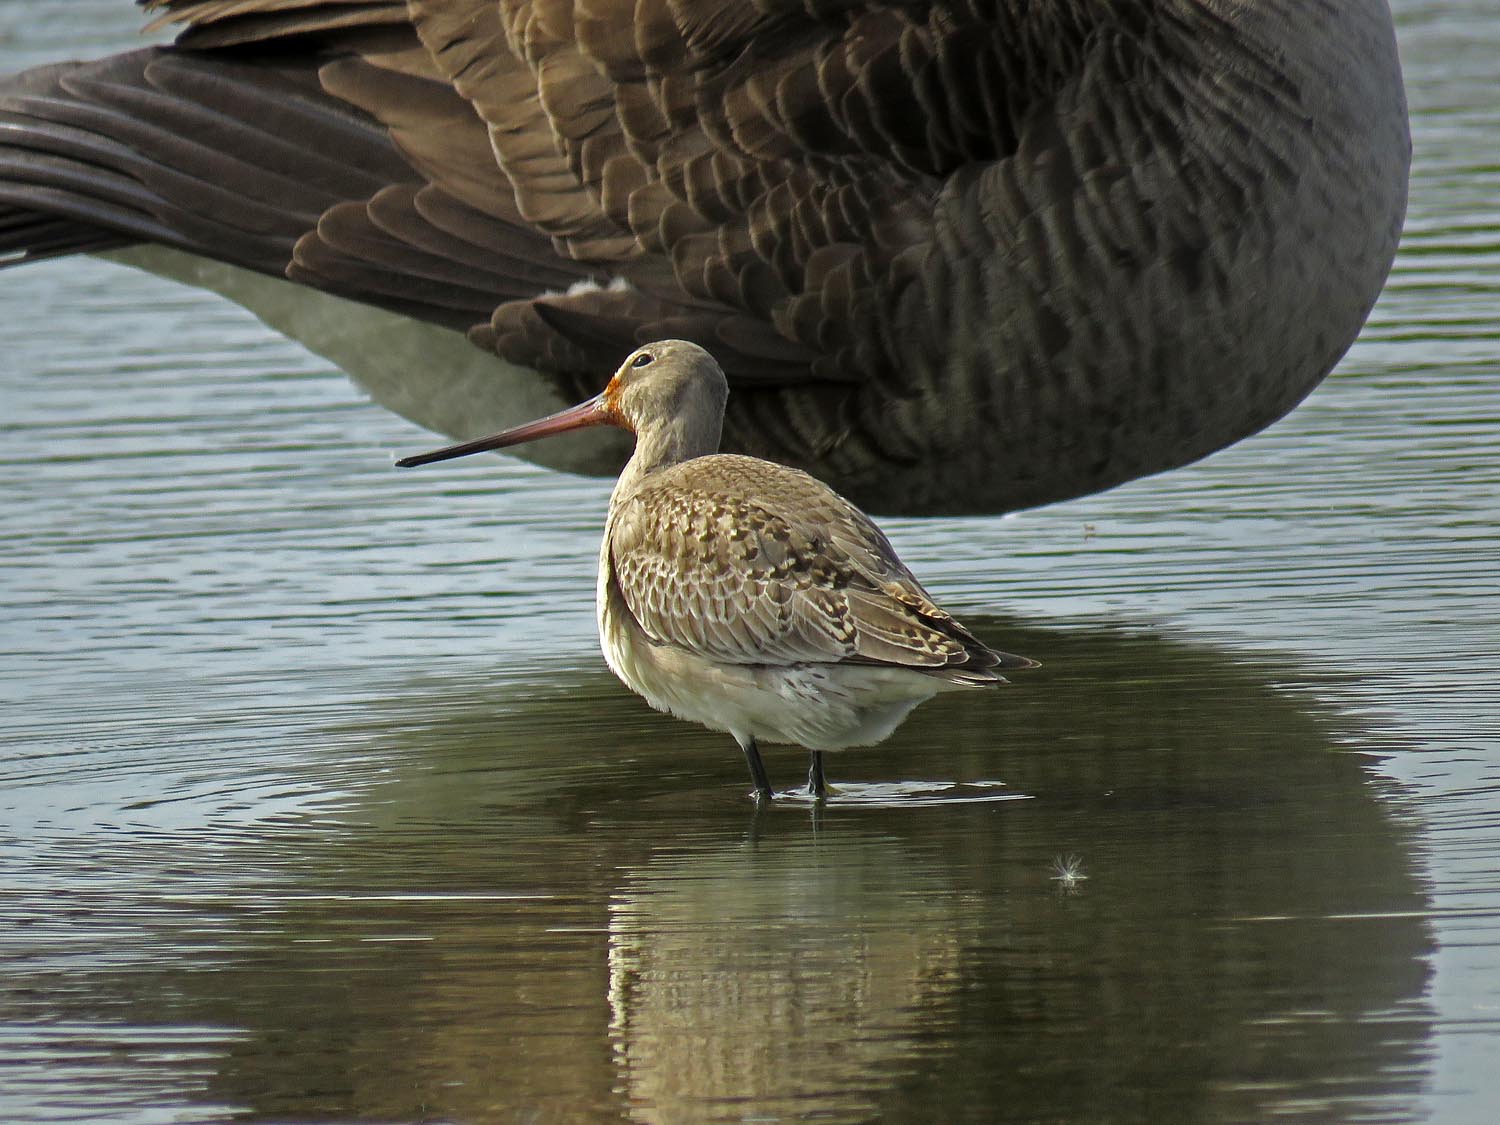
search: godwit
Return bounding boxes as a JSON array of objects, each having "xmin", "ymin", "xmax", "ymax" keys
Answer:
[
  {"xmin": 0, "ymin": 2, "xmax": 1409, "ymax": 515},
  {"xmin": 398, "ymin": 341, "xmax": 1035, "ymax": 800}
]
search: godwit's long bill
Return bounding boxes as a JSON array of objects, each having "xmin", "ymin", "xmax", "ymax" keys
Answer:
[{"xmin": 397, "ymin": 341, "xmax": 1036, "ymax": 802}]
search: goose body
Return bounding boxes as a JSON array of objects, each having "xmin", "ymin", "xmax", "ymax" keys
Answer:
[
  {"xmin": 399, "ymin": 341, "xmax": 1034, "ymax": 799},
  {"xmin": 0, "ymin": 1, "xmax": 1409, "ymax": 515}
]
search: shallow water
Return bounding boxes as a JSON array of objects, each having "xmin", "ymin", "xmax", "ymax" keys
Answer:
[{"xmin": 2, "ymin": 2, "xmax": 1498, "ymax": 1121}]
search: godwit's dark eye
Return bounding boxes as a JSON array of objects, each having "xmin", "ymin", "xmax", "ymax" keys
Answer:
[{"xmin": 632, "ymin": 352, "xmax": 654, "ymax": 368}]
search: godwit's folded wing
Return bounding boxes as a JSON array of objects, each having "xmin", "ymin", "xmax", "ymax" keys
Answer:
[{"xmin": 608, "ymin": 454, "xmax": 1020, "ymax": 678}]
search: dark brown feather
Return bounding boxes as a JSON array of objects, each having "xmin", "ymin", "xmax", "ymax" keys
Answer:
[{"xmin": 0, "ymin": 0, "xmax": 1411, "ymax": 517}]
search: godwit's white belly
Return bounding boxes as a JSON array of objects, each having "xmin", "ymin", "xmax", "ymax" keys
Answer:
[{"xmin": 597, "ymin": 567, "xmax": 953, "ymax": 751}]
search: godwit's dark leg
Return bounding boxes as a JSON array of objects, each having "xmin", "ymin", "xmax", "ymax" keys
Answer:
[
  {"xmin": 737, "ymin": 735, "xmax": 774, "ymax": 803},
  {"xmin": 807, "ymin": 751, "xmax": 828, "ymax": 800}
]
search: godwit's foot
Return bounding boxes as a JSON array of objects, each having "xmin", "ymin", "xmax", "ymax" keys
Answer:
[
  {"xmin": 738, "ymin": 735, "xmax": 774, "ymax": 804},
  {"xmin": 807, "ymin": 752, "xmax": 829, "ymax": 801}
]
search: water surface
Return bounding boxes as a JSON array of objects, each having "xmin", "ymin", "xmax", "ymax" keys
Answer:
[{"xmin": 2, "ymin": 3, "xmax": 1498, "ymax": 1121}]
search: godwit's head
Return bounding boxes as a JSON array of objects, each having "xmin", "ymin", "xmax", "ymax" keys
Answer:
[
  {"xmin": 601, "ymin": 340, "xmax": 727, "ymax": 447},
  {"xmin": 394, "ymin": 340, "xmax": 727, "ymax": 469}
]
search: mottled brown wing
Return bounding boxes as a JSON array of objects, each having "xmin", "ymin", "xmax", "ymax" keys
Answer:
[{"xmin": 607, "ymin": 456, "xmax": 1017, "ymax": 677}]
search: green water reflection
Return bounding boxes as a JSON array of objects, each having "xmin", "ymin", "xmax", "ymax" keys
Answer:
[{"xmin": 2, "ymin": 623, "xmax": 1429, "ymax": 1123}]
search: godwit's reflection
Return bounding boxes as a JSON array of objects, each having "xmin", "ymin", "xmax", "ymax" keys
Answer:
[{"xmin": 607, "ymin": 830, "xmax": 971, "ymax": 1121}]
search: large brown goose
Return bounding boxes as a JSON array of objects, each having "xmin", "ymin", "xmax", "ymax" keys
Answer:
[{"xmin": 0, "ymin": 1, "xmax": 1409, "ymax": 515}]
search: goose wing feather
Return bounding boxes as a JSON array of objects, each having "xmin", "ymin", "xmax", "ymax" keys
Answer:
[{"xmin": 0, "ymin": 1, "xmax": 1410, "ymax": 513}]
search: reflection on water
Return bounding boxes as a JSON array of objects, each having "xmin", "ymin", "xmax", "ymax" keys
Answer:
[
  {"xmin": 607, "ymin": 831, "xmax": 970, "ymax": 1123},
  {"xmin": 0, "ymin": 625, "xmax": 1433, "ymax": 1122}
]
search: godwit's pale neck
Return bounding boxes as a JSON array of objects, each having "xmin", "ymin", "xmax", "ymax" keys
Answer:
[{"xmin": 398, "ymin": 341, "xmax": 1036, "ymax": 802}]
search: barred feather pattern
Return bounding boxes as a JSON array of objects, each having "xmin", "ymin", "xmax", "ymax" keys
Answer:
[{"xmin": 607, "ymin": 454, "xmax": 1018, "ymax": 682}]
